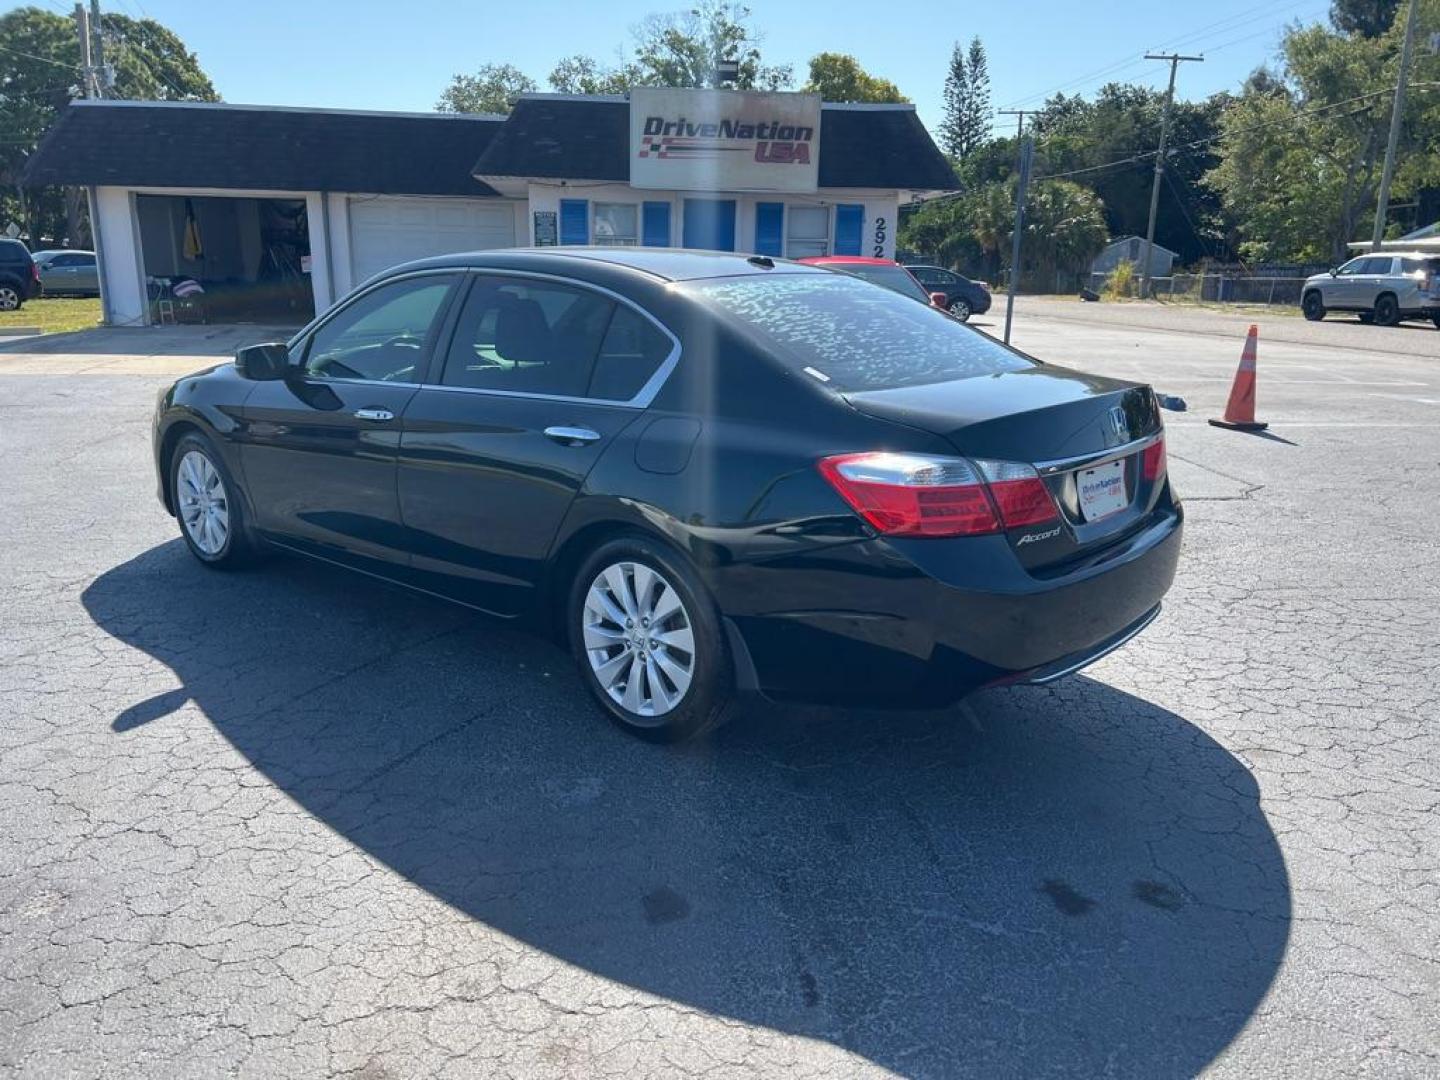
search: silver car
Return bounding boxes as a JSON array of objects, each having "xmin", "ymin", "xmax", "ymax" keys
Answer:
[
  {"xmin": 33, "ymin": 249, "xmax": 99, "ymax": 297},
  {"xmin": 1301, "ymin": 251, "xmax": 1440, "ymax": 327}
]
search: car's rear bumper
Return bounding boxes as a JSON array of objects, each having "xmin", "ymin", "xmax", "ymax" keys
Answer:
[{"xmin": 719, "ymin": 504, "xmax": 1183, "ymax": 708}]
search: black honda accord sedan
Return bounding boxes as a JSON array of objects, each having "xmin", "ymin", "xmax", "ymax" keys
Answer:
[{"xmin": 153, "ymin": 248, "xmax": 1182, "ymax": 741}]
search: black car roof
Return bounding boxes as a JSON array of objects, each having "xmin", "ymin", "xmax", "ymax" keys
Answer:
[{"xmin": 379, "ymin": 247, "xmax": 832, "ymax": 284}]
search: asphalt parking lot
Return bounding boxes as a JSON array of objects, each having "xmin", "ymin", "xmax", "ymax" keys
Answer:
[{"xmin": 1, "ymin": 301, "xmax": 1436, "ymax": 1079}]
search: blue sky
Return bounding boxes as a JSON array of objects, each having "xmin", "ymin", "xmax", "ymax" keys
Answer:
[{"xmin": 20, "ymin": 0, "xmax": 1333, "ymax": 129}]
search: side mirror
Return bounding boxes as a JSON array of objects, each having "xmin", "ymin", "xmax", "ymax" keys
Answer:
[
  {"xmin": 1329, "ymin": 268, "xmax": 1338, "ymax": 277},
  {"xmin": 930, "ymin": 292, "xmax": 948, "ymax": 308},
  {"xmin": 235, "ymin": 342, "xmax": 292, "ymax": 381}
]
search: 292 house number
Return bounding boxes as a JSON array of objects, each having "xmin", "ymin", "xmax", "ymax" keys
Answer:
[{"xmin": 873, "ymin": 216, "xmax": 887, "ymax": 258}]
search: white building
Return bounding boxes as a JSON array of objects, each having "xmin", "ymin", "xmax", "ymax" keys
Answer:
[{"xmin": 25, "ymin": 89, "xmax": 956, "ymax": 327}]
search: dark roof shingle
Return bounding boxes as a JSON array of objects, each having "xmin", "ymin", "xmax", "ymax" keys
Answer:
[{"xmin": 24, "ymin": 101, "xmax": 505, "ymax": 197}]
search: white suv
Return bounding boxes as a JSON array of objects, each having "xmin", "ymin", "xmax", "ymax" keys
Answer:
[{"xmin": 1302, "ymin": 251, "xmax": 1440, "ymax": 327}]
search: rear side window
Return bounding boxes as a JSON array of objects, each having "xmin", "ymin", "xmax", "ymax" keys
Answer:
[
  {"xmin": 685, "ymin": 273, "xmax": 1032, "ymax": 392},
  {"xmin": 587, "ymin": 306, "xmax": 672, "ymax": 401},
  {"xmin": 834, "ymin": 264, "xmax": 931, "ymax": 303},
  {"xmin": 1362, "ymin": 257, "xmax": 1395, "ymax": 274},
  {"xmin": 441, "ymin": 276, "xmax": 614, "ymax": 397}
]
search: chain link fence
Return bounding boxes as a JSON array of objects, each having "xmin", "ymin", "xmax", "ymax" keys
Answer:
[{"xmin": 1087, "ymin": 268, "xmax": 1327, "ymax": 307}]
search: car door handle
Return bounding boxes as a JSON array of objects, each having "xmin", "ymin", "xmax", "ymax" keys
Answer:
[
  {"xmin": 544, "ymin": 426, "xmax": 602, "ymax": 446},
  {"xmin": 354, "ymin": 407, "xmax": 395, "ymax": 422}
]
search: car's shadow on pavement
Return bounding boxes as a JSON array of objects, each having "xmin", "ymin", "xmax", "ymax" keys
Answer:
[{"xmin": 83, "ymin": 542, "xmax": 1291, "ymax": 1078}]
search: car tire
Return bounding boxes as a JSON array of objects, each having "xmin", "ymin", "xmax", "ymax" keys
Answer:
[
  {"xmin": 0, "ymin": 282, "xmax": 22, "ymax": 311},
  {"xmin": 169, "ymin": 432, "xmax": 259, "ymax": 570},
  {"xmin": 1358, "ymin": 312, "xmax": 1375, "ymax": 324},
  {"xmin": 1430, "ymin": 313, "xmax": 1440, "ymax": 330},
  {"xmin": 948, "ymin": 297, "xmax": 972, "ymax": 321},
  {"xmin": 1373, "ymin": 293, "xmax": 1400, "ymax": 327},
  {"xmin": 1301, "ymin": 291, "xmax": 1325, "ymax": 321},
  {"xmin": 569, "ymin": 535, "xmax": 733, "ymax": 743}
]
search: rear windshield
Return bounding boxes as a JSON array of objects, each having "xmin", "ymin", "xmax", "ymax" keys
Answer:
[
  {"xmin": 829, "ymin": 263, "xmax": 930, "ymax": 303},
  {"xmin": 684, "ymin": 273, "xmax": 1032, "ymax": 392}
]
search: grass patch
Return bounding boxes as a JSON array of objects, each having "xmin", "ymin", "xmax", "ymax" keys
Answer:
[{"xmin": 0, "ymin": 297, "xmax": 103, "ymax": 334}]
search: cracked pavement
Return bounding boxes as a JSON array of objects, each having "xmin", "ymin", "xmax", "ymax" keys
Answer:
[{"xmin": 1, "ymin": 307, "xmax": 1436, "ymax": 1078}]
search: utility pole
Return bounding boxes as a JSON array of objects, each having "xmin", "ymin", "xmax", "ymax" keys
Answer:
[
  {"xmin": 1372, "ymin": 0, "xmax": 1420, "ymax": 249},
  {"xmin": 997, "ymin": 109, "xmax": 1030, "ymax": 344},
  {"xmin": 89, "ymin": 0, "xmax": 109, "ymax": 98},
  {"xmin": 1140, "ymin": 53, "xmax": 1202, "ymax": 299},
  {"xmin": 73, "ymin": 4, "xmax": 98, "ymax": 99}
]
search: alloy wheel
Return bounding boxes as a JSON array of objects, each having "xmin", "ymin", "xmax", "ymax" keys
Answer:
[
  {"xmin": 176, "ymin": 449, "xmax": 230, "ymax": 556},
  {"xmin": 0, "ymin": 286, "xmax": 19, "ymax": 311},
  {"xmin": 949, "ymin": 298, "xmax": 971, "ymax": 320},
  {"xmin": 582, "ymin": 561, "xmax": 695, "ymax": 718}
]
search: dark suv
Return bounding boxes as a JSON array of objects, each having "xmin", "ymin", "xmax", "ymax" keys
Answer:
[
  {"xmin": 0, "ymin": 239, "xmax": 40, "ymax": 312},
  {"xmin": 905, "ymin": 265, "xmax": 993, "ymax": 321}
]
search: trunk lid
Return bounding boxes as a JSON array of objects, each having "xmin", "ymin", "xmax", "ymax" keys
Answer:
[{"xmin": 845, "ymin": 366, "xmax": 1166, "ymax": 570}]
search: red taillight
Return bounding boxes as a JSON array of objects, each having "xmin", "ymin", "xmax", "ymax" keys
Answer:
[
  {"xmin": 817, "ymin": 452, "xmax": 1060, "ymax": 537},
  {"xmin": 818, "ymin": 452, "xmax": 1000, "ymax": 536},
  {"xmin": 1142, "ymin": 435, "xmax": 1166, "ymax": 482},
  {"xmin": 973, "ymin": 458, "xmax": 1060, "ymax": 527},
  {"xmin": 30, "ymin": 263, "xmax": 40, "ymax": 283}
]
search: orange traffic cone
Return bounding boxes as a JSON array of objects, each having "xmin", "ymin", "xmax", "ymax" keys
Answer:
[{"xmin": 1209, "ymin": 324, "xmax": 1268, "ymax": 432}]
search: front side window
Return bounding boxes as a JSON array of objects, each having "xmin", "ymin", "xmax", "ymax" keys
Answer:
[
  {"xmin": 593, "ymin": 204, "xmax": 639, "ymax": 246},
  {"xmin": 786, "ymin": 206, "xmax": 829, "ymax": 259},
  {"xmin": 686, "ymin": 272, "xmax": 1032, "ymax": 393},
  {"xmin": 1336, "ymin": 258, "xmax": 1368, "ymax": 277},
  {"xmin": 303, "ymin": 275, "xmax": 457, "ymax": 383},
  {"xmin": 440, "ymin": 276, "xmax": 614, "ymax": 397}
]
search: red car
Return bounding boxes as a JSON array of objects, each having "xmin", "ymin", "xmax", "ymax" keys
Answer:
[{"xmin": 798, "ymin": 256, "xmax": 948, "ymax": 309}]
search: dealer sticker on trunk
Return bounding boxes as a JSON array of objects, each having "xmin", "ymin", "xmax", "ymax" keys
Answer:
[{"xmin": 1077, "ymin": 459, "xmax": 1128, "ymax": 522}]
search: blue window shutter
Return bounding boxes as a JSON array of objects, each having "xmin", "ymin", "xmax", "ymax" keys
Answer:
[
  {"xmin": 834, "ymin": 204, "xmax": 864, "ymax": 256},
  {"xmin": 642, "ymin": 202, "xmax": 671, "ymax": 247},
  {"xmin": 559, "ymin": 199, "xmax": 589, "ymax": 245},
  {"xmin": 754, "ymin": 202, "xmax": 784, "ymax": 256}
]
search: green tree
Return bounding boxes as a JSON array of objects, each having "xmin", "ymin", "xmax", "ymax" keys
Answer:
[
  {"xmin": 939, "ymin": 37, "xmax": 990, "ymax": 157},
  {"xmin": 801, "ymin": 52, "xmax": 906, "ymax": 103},
  {"xmin": 0, "ymin": 5, "xmax": 216, "ymax": 247},
  {"xmin": 99, "ymin": 12, "xmax": 217, "ymax": 102},
  {"xmin": 1329, "ymin": 0, "xmax": 1401, "ymax": 37},
  {"xmin": 436, "ymin": 63, "xmax": 537, "ymax": 114},
  {"xmin": 901, "ymin": 177, "xmax": 1104, "ymax": 288},
  {"xmin": 1020, "ymin": 179, "xmax": 1109, "ymax": 289},
  {"xmin": 630, "ymin": 1, "xmax": 791, "ymax": 89},
  {"xmin": 1205, "ymin": 6, "xmax": 1440, "ymax": 261},
  {"xmin": 1030, "ymin": 83, "xmax": 1228, "ymax": 265},
  {"xmin": 548, "ymin": 54, "xmax": 643, "ymax": 95},
  {"xmin": 962, "ymin": 38, "xmax": 990, "ymax": 154}
]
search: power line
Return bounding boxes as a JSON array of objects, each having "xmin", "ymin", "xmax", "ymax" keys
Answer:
[
  {"xmin": 97, "ymin": 12, "xmax": 192, "ymax": 100},
  {"xmin": 997, "ymin": 0, "xmax": 1325, "ymax": 111},
  {"xmin": 1029, "ymin": 86, "xmax": 1407, "ymax": 183},
  {"xmin": 0, "ymin": 43, "xmax": 80, "ymax": 71}
]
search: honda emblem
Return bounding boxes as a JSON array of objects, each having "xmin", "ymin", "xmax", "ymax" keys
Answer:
[{"xmin": 1108, "ymin": 406, "xmax": 1128, "ymax": 444}]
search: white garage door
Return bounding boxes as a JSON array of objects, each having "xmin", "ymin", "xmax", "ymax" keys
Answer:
[{"xmin": 348, "ymin": 197, "xmax": 515, "ymax": 282}]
